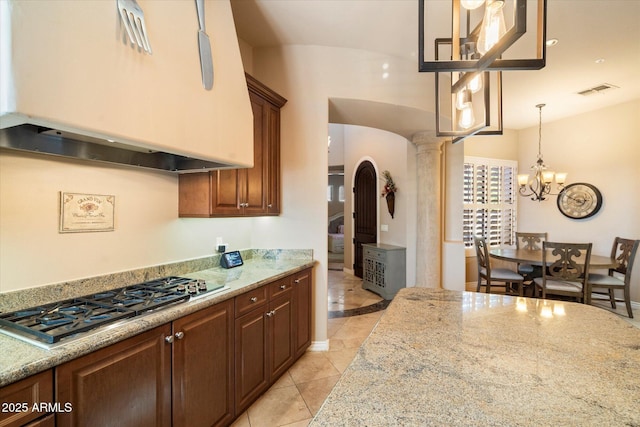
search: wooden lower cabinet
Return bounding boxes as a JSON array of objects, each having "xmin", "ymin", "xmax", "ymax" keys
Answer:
[
  {"xmin": 172, "ymin": 300, "xmax": 234, "ymax": 427},
  {"xmin": 23, "ymin": 414, "xmax": 54, "ymax": 427},
  {"xmin": 234, "ymin": 274, "xmax": 302, "ymax": 416},
  {"xmin": 292, "ymin": 268, "xmax": 313, "ymax": 358},
  {"xmin": 0, "ymin": 370, "xmax": 53, "ymax": 427},
  {"xmin": 6, "ymin": 268, "xmax": 312, "ymax": 427},
  {"xmin": 56, "ymin": 300, "xmax": 234, "ymax": 427},
  {"xmin": 234, "ymin": 304, "xmax": 269, "ymax": 414},
  {"xmin": 56, "ymin": 325, "xmax": 172, "ymax": 427}
]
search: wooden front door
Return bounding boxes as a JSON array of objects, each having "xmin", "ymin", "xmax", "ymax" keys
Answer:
[{"xmin": 353, "ymin": 161, "xmax": 377, "ymax": 278}]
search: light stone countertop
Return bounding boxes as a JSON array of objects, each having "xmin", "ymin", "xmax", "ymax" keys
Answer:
[
  {"xmin": 311, "ymin": 288, "xmax": 640, "ymax": 426},
  {"xmin": 0, "ymin": 250, "xmax": 315, "ymax": 387}
]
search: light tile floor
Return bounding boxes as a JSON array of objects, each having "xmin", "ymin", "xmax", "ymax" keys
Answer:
[
  {"xmin": 231, "ymin": 270, "xmax": 384, "ymax": 427},
  {"xmin": 232, "ymin": 272, "xmax": 639, "ymax": 427}
]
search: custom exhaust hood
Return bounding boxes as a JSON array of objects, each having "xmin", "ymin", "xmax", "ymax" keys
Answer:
[{"xmin": 0, "ymin": 0, "xmax": 254, "ymax": 172}]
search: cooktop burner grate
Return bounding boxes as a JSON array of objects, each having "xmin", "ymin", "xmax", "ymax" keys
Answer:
[
  {"xmin": 0, "ymin": 299, "xmax": 136, "ymax": 344},
  {"xmin": 0, "ymin": 276, "xmax": 199, "ymax": 345}
]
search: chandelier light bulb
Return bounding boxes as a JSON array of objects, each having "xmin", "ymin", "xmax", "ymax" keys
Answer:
[
  {"xmin": 461, "ymin": 0, "xmax": 486, "ymax": 10},
  {"xmin": 458, "ymin": 103, "xmax": 475, "ymax": 129},
  {"xmin": 542, "ymin": 170, "xmax": 555, "ymax": 184},
  {"xmin": 467, "ymin": 73, "xmax": 483, "ymax": 93},
  {"xmin": 554, "ymin": 172, "xmax": 567, "ymax": 185},
  {"xmin": 477, "ymin": 0, "xmax": 506, "ymax": 55},
  {"xmin": 455, "ymin": 88, "xmax": 472, "ymax": 110},
  {"xmin": 517, "ymin": 174, "xmax": 529, "ymax": 187}
]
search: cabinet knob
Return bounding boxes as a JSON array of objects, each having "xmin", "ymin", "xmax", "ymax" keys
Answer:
[
  {"xmin": 280, "ymin": 284, "xmax": 286, "ymax": 290},
  {"xmin": 268, "ymin": 204, "xmax": 273, "ymax": 208},
  {"xmin": 294, "ymin": 279, "xmax": 301, "ymax": 284},
  {"xmin": 266, "ymin": 310, "xmax": 276, "ymax": 317},
  {"xmin": 250, "ymin": 296, "xmax": 258, "ymax": 303},
  {"xmin": 165, "ymin": 335, "xmax": 174, "ymax": 344},
  {"xmin": 175, "ymin": 331, "xmax": 184, "ymax": 340}
]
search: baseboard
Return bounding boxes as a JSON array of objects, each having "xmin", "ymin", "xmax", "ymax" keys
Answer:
[
  {"xmin": 308, "ymin": 340, "xmax": 330, "ymax": 352},
  {"xmin": 343, "ymin": 267, "xmax": 354, "ymax": 275}
]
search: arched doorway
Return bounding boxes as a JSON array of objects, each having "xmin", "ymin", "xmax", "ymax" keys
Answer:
[{"xmin": 353, "ymin": 160, "xmax": 377, "ymax": 277}]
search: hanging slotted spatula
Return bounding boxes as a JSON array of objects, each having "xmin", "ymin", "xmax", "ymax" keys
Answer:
[{"xmin": 195, "ymin": 0, "xmax": 213, "ymax": 90}]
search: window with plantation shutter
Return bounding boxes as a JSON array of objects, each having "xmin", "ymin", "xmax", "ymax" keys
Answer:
[{"xmin": 463, "ymin": 156, "xmax": 517, "ymax": 253}]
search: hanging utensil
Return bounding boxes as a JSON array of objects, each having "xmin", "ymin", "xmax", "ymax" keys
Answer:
[
  {"xmin": 195, "ymin": 0, "xmax": 214, "ymax": 90},
  {"xmin": 117, "ymin": 0, "xmax": 153, "ymax": 54}
]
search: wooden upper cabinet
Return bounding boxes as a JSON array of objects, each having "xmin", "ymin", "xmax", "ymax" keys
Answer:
[{"xmin": 178, "ymin": 74, "xmax": 286, "ymax": 217}]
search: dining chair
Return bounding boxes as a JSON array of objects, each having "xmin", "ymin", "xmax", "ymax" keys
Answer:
[
  {"xmin": 515, "ymin": 232, "xmax": 548, "ymax": 283},
  {"xmin": 474, "ymin": 236, "xmax": 524, "ymax": 295},
  {"xmin": 587, "ymin": 237, "xmax": 639, "ymax": 318},
  {"xmin": 534, "ymin": 242, "xmax": 592, "ymax": 302}
]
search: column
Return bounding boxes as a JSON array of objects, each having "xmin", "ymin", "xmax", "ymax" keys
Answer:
[{"xmin": 412, "ymin": 131, "xmax": 447, "ymax": 288}]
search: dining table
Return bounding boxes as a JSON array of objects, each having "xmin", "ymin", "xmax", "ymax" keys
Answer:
[
  {"xmin": 489, "ymin": 248, "xmax": 617, "ymax": 270},
  {"xmin": 489, "ymin": 247, "xmax": 617, "ymax": 303}
]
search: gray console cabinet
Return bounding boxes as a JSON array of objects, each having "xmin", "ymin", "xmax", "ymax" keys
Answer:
[{"xmin": 362, "ymin": 243, "xmax": 406, "ymax": 300}]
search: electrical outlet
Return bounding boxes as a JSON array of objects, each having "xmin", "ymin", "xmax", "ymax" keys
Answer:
[{"xmin": 381, "ymin": 224, "xmax": 389, "ymax": 232}]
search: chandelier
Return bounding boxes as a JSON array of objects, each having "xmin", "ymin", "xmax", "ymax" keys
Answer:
[
  {"xmin": 418, "ymin": 0, "xmax": 547, "ymax": 141},
  {"xmin": 517, "ymin": 104, "xmax": 567, "ymax": 201}
]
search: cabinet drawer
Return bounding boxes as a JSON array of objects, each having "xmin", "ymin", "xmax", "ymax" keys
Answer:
[
  {"xmin": 235, "ymin": 286, "xmax": 267, "ymax": 317},
  {"xmin": 364, "ymin": 247, "xmax": 385, "ymax": 261},
  {"xmin": 0, "ymin": 370, "xmax": 53, "ymax": 427},
  {"xmin": 268, "ymin": 278, "xmax": 291, "ymax": 299}
]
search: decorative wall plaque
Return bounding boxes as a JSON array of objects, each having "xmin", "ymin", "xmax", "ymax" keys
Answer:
[{"xmin": 59, "ymin": 192, "xmax": 115, "ymax": 233}]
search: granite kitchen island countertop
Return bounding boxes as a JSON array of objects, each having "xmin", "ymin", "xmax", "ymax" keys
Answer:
[
  {"xmin": 311, "ymin": 288, "xmax": 640, "ymax": 426},
  {"xmin": 0, "ymin": 249, "xmax": 314, "ymax": 387}
]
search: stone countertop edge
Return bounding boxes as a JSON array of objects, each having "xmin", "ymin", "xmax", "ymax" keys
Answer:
[
  {"xmin": 309, "ymin": 288, "xmax": 640, "ymax": 426},
  {"xmin": 0, "ymin": 249, "xmax": 315, "ymax": 387}
]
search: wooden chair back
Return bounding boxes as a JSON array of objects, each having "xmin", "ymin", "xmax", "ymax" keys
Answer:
[
  {"xmin": 610, "ymin": 237, "xmax": 640, "ymax": 282},
  {"xmin": 516, "ymin": 232, "xmax": 547, "ymax": 251},
  {"xmin": 543, "ymin": 241, "xmax": 592, "ymax": 282}
]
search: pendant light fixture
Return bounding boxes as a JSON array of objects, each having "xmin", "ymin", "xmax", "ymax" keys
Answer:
[
  {"xmin": 418, "ymin": 0, "xmax": 547, "ymax": 141},
  {"xmin": 517, "ymin": 104, "xmax": 567, "ymax": 201}
]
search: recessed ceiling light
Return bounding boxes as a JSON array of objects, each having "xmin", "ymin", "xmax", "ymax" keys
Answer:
[
  {"xmin": 595, "ymin": 58, "xmax": 605, "ymax": 64},
  {"xmin": 546, "ymin": 38, "xmax": 558, "ymax": 47}
]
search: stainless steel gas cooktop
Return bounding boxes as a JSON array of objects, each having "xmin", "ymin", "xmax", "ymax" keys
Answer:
[{"xmin": 0, "ymin": 276, "xmax": 228, "ymax": 348}]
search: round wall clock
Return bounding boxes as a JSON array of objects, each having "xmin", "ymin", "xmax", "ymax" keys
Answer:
[{"xmin": 557, "ymin": 183, "xmax": 603, "ymax": 219}]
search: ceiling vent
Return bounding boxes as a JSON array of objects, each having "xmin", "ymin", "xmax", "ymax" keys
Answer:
[{"xmin": 577, "ymin": 83, "xmax": 619, "ymax": 96}]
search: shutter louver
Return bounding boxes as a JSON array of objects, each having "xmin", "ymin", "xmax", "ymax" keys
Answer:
[{"xmin": 463, "ymin": 157, "xmax": 517, "ymax": 250}]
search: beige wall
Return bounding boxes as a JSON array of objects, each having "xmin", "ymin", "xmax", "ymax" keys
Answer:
[
  {"xmin": 340, "ymin": 125, "xmax": 417, "ymax": 286},
  {"xmin": 0, "ymin": 150, "xmax": 254, "ymax": 292},
  {"xmin": 517, "ymin": 100, "xmax": 640, "ymax": 301},
  {"xmin": 464, "ymin": 101, "xmax": 640, "ymax": 302}
]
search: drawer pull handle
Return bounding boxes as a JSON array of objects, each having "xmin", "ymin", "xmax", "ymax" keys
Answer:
[
  {"xmin": 175, "ymin": 331, "xmax": 184, "ymax": 340},
  {"xmin": 266, "ymin": 310, "xmax": 276, "ymax": 317},
  {"xmin": 165, "ymin": 335, "xmax": 174, "ymax": 344},
  {"xmin": 250, "ymin": 297, "xmax": 258, "ymax": 303},
  {"xmin": 294, "ymin": 279, "xmax": 301, "ymax": 284},
  {"xmin": 280, "ymin": 284, "xmax": 286, "ymax": 290}
]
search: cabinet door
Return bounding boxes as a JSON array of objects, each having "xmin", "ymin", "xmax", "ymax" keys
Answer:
[
  {"xmin": 292, "ymin": 269, "xmax": 312, "ymax": 358},
  {"xmin": 178, "ymin": 172, "xmax": 213, "ymax": 217},
  {"xmin": 172, "ymin": 300, "xmax": 234, "ymax": 427},
  {"xmin": 234, "ymin": 306, "xmax": 268, "ymax": 415},
  {"xmin": 242, "ymin": 91, "xmax": 269, "ymax": 216},
  {"xmin": 265, "ymin": 102, "xmax": 281, "ymax": 214},
  {"xmin": 0, "ymin": 370, "xmax": 53, "ymax": 427},
  {"xmin": 56, "ymin": 325, "xmax": 172, "ymax": 427},
  {"xmin": 268, "ymin": 291, "xmax": 294, "ymax": 380},
  {"xmin": 211, "ymin": 169, "xmax": 243, "ymax": 216}
]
